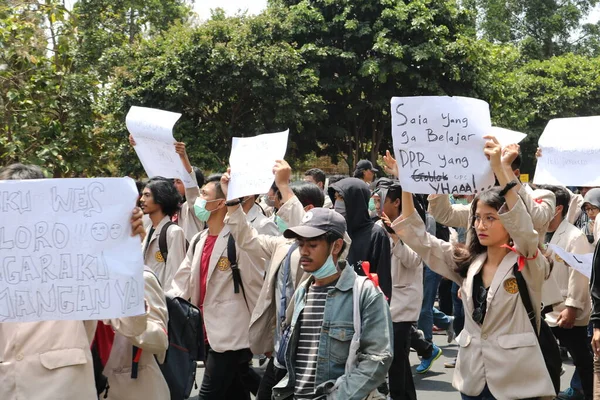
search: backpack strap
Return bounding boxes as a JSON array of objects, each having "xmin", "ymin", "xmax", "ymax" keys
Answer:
[
  {"xmin": 158, "ymin": 222, "xmax": 176, "ymax": 263},
  {"xmin": 227, "ymin": 235, "xmax": 248, "ymax": 307},
  {"xmin": 279, "ymin": 243, "xmax": 299, "ymax": 327},
  {"xmin": 513, "ymin": 263, "xmax": 539, "ymax": 334}
]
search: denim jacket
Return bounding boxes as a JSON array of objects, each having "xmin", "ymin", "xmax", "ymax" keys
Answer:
[{"xmin": 273, "ymin": 265, "xmax": 393, "ymax": 400}]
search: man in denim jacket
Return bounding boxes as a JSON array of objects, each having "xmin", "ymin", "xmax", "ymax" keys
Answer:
[{"xmin": 273, "ymin": 208, "xmax": 393, "ymax": 400}]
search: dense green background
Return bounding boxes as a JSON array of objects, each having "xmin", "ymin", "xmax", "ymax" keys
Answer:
[{"xmin": 2, "ymin": 0, "xmax": 599, "ymax": 178}]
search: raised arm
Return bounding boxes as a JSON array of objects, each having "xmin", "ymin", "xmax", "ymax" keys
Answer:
[{"xmin": 427, "ymin": 195, "xmax": 470, "ymax": 229}]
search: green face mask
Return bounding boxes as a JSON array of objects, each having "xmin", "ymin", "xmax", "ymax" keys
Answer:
[
  {"xmin": 368, "ymin": 198, "xmax": 376, "ymax": 212},
  {"xmin": 275, "ymin": 215, "xmax": 288, "ymax": 233}
]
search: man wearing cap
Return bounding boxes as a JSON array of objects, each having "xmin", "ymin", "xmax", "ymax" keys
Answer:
[
  {"xmin": 273, "ymin": 208, "xmax": 393, "ymax": 399},
  {"xmin": 354, "ymin": 159, "xmax": 378, "ymax": 184}
]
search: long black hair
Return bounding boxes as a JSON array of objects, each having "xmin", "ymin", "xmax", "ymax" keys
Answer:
[{"xmin": 453, "ymin": 187, "xmax": 506, "ymax": 277}]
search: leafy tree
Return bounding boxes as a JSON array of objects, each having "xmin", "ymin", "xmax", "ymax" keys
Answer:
[
  {"xmin": 268, "ymin": 0, "xmax": 487, "ymax": 170},
  {"xmin": 99, "ymin": 11, "xmax": 324, "ymax": 176}
]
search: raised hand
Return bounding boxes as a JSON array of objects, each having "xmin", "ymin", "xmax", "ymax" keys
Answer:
[{"xmin": 383, "ymin": 150, "xmax": 399, "ymax": 178}]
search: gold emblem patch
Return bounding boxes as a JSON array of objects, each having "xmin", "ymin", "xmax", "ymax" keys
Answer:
[
  {"xmin": 217, "ymin": 257, "xmax": 231, "ymax": 271},
  {"xmin": 503, "ymin": 278, "xmax": 519, "ymax": 295},
  {"xmin": 555, "ymin": 254, "xmax": 565, "ymax": 264},
  {"xmin": 155, "ymin": 251, "xmax": 165, "ymax": 263}
]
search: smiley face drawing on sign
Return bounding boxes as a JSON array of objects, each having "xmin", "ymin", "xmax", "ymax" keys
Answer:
[
  {"xmin": 91, "ymin": 222, "xmax": 109, "ymax": 241},
  {"xmin": 110, "ymin": 224, "xmax": 122, "ymax": 239}
]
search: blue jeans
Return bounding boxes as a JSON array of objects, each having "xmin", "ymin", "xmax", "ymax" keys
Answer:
[
  {"xmin": 452, "ymin": 282, "xmax": 464, "ymax": 335},
  {"xmin": 461, "ymin": 385, "xmax": 496, "ymax": 400},
  {"xmin": 418, "ymin": 265, "xmax": 452, "ymax": 341}
]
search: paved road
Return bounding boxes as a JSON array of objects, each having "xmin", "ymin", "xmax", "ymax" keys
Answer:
[{"xmin": 190, "ymin": 332, "xmax": 576, "ymax": 399}]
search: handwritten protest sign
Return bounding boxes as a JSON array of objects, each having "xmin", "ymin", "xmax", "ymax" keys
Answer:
[
  {"xmin": 491, "ymin": 127, "xmax": 527, "ymax": 147},
  {"xmin": 391, "ymin": 96, "xmax": 494, "ymax": 195},
  {"xmin": 547, "ymin": 244, "xmax": 592, "ymax": 279},
  {"xmin": 227, "ymin": 130, "xmax": 289, "ymax": 201},
  {"xmin": 0, "ymin": 178, "xmax": 145, "ymax": 323},
  {"xmin": 534, "ymin": 116, "xmax": 600, "ymax": 186},
  {"xmin": 126, "ymin": 106, "xmax": 194, "ymax": 188}
]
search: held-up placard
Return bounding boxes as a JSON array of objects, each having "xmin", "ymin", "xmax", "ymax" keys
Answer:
[
  {"xmin": 0, "ymin": 178, "xmax": 145, "ymax": 323},
  {"xmin": 227, "ymin": 130, "xmax": 289, "ymax": 201},
  {"xmin": 391, "ymin": 96, "xmax": 495, "ymax": 194},
  {"xmin": 126, "ymin": 106, "xmax": 194, "ymax": 188},
  {"xmin": 534, "ymin": 116, "xmax": 600, "ymax": 186}
]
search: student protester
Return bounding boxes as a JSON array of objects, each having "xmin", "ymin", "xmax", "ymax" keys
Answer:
[
  {"xmin": 99, "ymin": 268, "xmax": 169, "ymax": 400},
  {"xmin": 329, "ymin": 177, "xmax": 392, "ymax": 299},
  {"xmin": 0, "ymin": 163, "xmax": 149, "ymax": 400},
  {"xmin": 383, "ymin": 139, "xmax": 557, "ymax": 400},
  {"xmin": 222, "ymin": 161, "xmax": 335, "ymax": 400},
  {"xmin": 539, "ymin": 185, "xmax": 594, "ymax": 400},
  {"xmin": 377, "ymin": 179, "xmax": 423, "ymax": 400},
  {"xmin": 582, "ymin": 189, "xmax": 600, "ymax": 245},
  {"xmin": 304, "ymin": 168, "xmax": 333, "ymax": 208},
  {"xmin": 353, "ymin": 159, "xmax": 378, "ymax": 184},
  {"xmin": 140, "ymin": 177, "xmax": 187, "ymax": 290},
  {"xmin": 272, "ymin": 208, "xmax": 393, "ymax": 399},
  {"xmin": 168, "ymin": 174, "xmax": 268, "ymax": 400},
  {"xmin": 590, "ymin": 239, "xmax": 600, "ymax": 397}
]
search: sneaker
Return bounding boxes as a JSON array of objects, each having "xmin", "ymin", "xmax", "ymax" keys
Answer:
[
  {"xmin": 556, "ymin": 387, "xmax": 585, "ymax": 400},
  {"xmin": 444, "ymin": 358, "xmax": 456, "ymax": 368},
  {"xmin": 416, "ymin": 344, "xmax": 442, "ymax": 374},
  {"xmin": 446, "ymin": 316, "xmax": 455, "ymax": 343}
]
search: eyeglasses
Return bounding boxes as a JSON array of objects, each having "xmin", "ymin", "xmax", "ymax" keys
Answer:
[
  {"xmin": 473, "ymin": 215, "xmax": 498, "ymax": 228},
  {"xmin": 472, "ymin": 285, "xmax": 488, "ymax": 324},
  {"xmin": 584, "ymin": 206, "xmax": 599, "ymax": 213}
]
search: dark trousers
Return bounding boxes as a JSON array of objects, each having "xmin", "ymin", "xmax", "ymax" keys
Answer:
[
  {"xmin": 410, "ymin": 323, "xmax": 432, "ymax": 358},
  {"xmin": 256, "ymin": 357, "xmax": 287, "ymax": 400},
  {"xmin": 389, "ymin": 322, "xmax": 417, "ymax": 400},
  {"xmin": 198, "ymin": 347, "xmax": 253, "ymax": 400},
  {"xmin": 552, "ymin": 326, "xmax": 594, "ymax": 399},
  {"xmin": 438, "ymin": 278, "xmax": 454, "ymax": 316}
]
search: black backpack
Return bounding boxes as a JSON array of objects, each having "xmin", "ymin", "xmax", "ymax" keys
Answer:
[
  {"xmin": 513, "ymin": 264, "xmax": 561, "ymax": 395},
  {"xmin": 132, "ymin": 223, "xmax": 200, "ymax": 400}
]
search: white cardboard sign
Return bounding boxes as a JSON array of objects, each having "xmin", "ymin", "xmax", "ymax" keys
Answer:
[
  {"xmin": 227, "ymin": 130, "xmax": 289, "ymax": 200},
  {"xmin": 126, "ymin": 106, "xmax": 194, "ymax": 188},
  {"xmin": 534, "ymin": 116, "xmax": 600, "ymax": 186},
  {"xmin": 0, "ymin": 178, "xmax": 145, "ymax": 322},
  {"xmin": 391, "ymin": 96, "xmax": 495, "ymax": 194}
]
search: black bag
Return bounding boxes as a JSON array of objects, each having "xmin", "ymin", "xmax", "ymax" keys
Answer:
[
  {"xmin": 513, "ymin": 264, "xmax": 561, "ymax": 395},
  {"xmin": 158, "ymin": 221, "xmax": 189, "ymax": 260}
]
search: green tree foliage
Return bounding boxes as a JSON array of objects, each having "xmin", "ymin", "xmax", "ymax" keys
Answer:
[
  {"xmin": 99, "ymin": 11, "xmax": 324, "ymax": 175},
  {"xmin": 268, "ymin": 0, "xmax": 486, "ymax": 170},
  {"xmin": 470, "ymin": 0, "xmax": 600, "ymax": 58}
]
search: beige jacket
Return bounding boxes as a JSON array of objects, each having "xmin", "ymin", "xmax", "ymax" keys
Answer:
[
  {"xmin": 246, "ymin": 203, "xmax": 279, "ymax": 236},
  {"xmin": 566, "ymin": 189, "xmax": 583, "ymax": 226},
  {"xmin": 390, "ymin": 238, "xmax": 423, "ymax": 323},
  {"xmin": 0, "ymin": 319, "xmax": 98, "ymax": 400},
  {"xmin": 545, "ymin": 219, "xmax": 593, "ymax": 327},
  {"xmin": 393, "ymin": 199, "xmax": 555, "ymax": 399},
  {"xmin": 168, "ymin": 223, "xmax": 266, "ymax": 353},
  {"xmin": 225, "ymin": 197, "xmax": 307, "ymax": 355},
  {"xmin": 178, "ymin": 171, "xmax": 205, "ymax": 242},
  {"xmin": 103, "ymin": 269, "xmax": 170, "ymax": 400},
  {"xmin": 143, "ymin": 215, "xmax": 187, "ymax": 290}
]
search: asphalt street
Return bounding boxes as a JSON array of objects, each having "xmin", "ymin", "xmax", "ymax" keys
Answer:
[{"xmin": 190, "ymin": 332, "xmax": 577, "ymax": 399}]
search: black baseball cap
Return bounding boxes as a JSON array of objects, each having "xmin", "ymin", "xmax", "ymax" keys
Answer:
[
  {"xmin": 283, "ymin": 208, "xmax": 346, "ymax": 239},
  {"xmin": 356, "ymin": 159, "xmax": 378, "ymax": 172}
]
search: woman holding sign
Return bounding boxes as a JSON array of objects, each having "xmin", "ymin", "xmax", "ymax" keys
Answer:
[{"xmin": 381, "ymin": 138, "xmax": 557, "ymax": 400}]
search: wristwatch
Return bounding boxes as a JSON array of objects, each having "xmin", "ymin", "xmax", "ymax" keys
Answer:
[{"xmin": 225, "ymin": 199, "xmax": 243, "ymax": 207}]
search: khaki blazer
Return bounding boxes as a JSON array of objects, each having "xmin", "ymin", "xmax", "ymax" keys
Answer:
[
  {"xmin": 0, "ymin": 319, "xmax": 98, "ymax": 400},
  {"xmin": 225, "ymin": 198, "xmax": 307, "ymax": 355},
  {"xmin": 393, "ymin": 199, "xmax": 555, "ymax": 399},
  {"xmin": 178, "ymin": 171, "xmax": 205, "ymax": 242},
  {"xmin": 103, "ymin": 269, "xmax": 169, "ymax": 400},
  {"xmin": 545, "ymin": 219, "xmax": 593, "ymax": 327},
  {"xmin": 168, "ymin": 223, "xmax": 266, "ymax": 352},
  {"xmin": 566, "ymin": 188, "xmax": 583, "ymax": 226},
  {"xmin": 389, "ymin": 238, "xmax": 423, "ymax": 323},
  {"xmin": 247, "ymin": 204, "xmax": 279, "ymax": 236},
  {"xmin": 143, "ymin": 215, "xmax": 187, "ymax": 290}
]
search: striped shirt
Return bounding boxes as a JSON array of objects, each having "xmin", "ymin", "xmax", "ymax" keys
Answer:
[{"xmin": 294, "ymin": 283, "xmax": 333, "ymax": 399}]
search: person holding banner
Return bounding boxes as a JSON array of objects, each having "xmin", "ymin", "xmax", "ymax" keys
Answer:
[
  {"xmin": 0, "ymin": 163, "xmax": 150, "ymax": 400},
  {"xmin": 140, "ymin": 177, "xmax": 187, "ymax": 290},
  {"xmin": 382, "ymin": 139, "xmax": 557, "ymax": 400}
]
